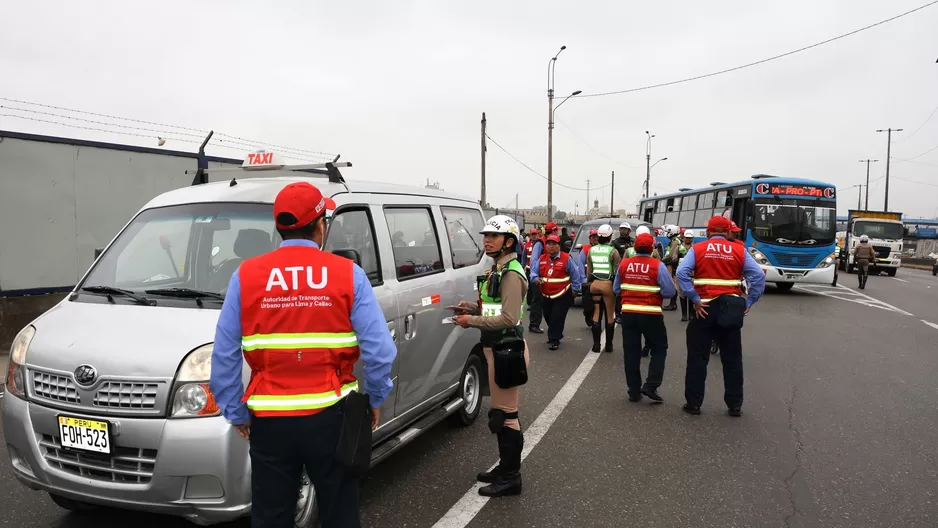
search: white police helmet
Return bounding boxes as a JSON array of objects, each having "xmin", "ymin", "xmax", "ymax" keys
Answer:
[
  {"xmin": 859, "ymin": 234, "xmax": 870, "ymax": 243},
  {"xmin": 683, "ymin": 229, "xmax": 696, "ymax": 238},
  {"xmin": 619, "ymin": 221, "xmax": 632, "ymax": 230},
  {"xmin": 597, "ymin": 224, "xmax": 614, "ymax": 237},
  {"xmin": 480, "ymin": 214, "xmax": 520, "ymax": 239},
  {"xmin": 635, "ymin": 225, "xmax": 652, "ymax": 236}
]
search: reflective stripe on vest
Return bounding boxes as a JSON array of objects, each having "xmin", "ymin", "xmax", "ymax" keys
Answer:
[
  {"xmin": 621, "ymin": 283, "xmax": 660, "ymax": 293},
  {"xmin": 242, "ymin": 332, "xmax": 359, "ymax": 351},
  {"xmin": 692, "ymin": 278, "xmax": 742, "ymax": 287},
  {"xmin": 247, "ymin": 381, "xmax": 359, "ymax": 411},
  {"xmin": 543, "ymin": 276, "xmax": 570, "ymax": 283},
  {"xmin": 590, "ymin": 245, "xmax": 614, "ymax": 280},
  {"xmin": 543, "ymin": 284, "xmax": 571, "ymax": 299},
  {"xmin": 620, "ymin": 303, "xmax": 663, "ymax": 313},
  {"xmin": 699, "ymin": 293, "xmax": 741, "ymax": 304}
]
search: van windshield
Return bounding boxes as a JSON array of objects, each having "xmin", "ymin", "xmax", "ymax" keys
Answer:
[{"xmin": 81, "ymin": 203, "xmax": 277, "ymax": 300}]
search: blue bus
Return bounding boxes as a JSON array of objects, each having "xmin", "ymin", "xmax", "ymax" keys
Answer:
[{"xmin": 638, "ymin": 175, "xmax": 838, "ymax": 291}]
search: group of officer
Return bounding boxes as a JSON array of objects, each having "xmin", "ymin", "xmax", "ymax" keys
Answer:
[{"xmin": 208, "ymin": 179, "xmax": 770, "ymax": 526}]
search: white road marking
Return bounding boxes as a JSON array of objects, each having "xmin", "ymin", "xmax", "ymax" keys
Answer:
[
  {"xmin": 923, "ymin": 320, "xmax": 938, "ymax": 331},
  {"xmin": 432, "ymin": 336, "xmax": 604, "ymax": 528},
  {"xmin": 892, "ymin": 278, "xmax": 909, "ymax": 283},
  {"xmin": 795, "ymin": 284, "xmax": 913, "ymax": 316}
]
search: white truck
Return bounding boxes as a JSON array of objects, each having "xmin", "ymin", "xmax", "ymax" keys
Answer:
[{"xmin": 845, "ymin": 209, "xmax": 904, "ymax": 277}]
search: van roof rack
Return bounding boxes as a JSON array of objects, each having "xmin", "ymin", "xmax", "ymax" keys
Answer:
[
  {"xmin": 709, "ymin": 181, "xmax": 726, "ymax": 186},
  {"xmin": 186, "ymin": 150, "xmax": 351, "ymax": 187}
]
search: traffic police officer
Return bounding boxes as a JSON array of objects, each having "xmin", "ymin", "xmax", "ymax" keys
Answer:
[
  {"xmin": 453, "ymin": 215, "xmax": 528, "ymax": 497},
  {"xmin": 210, "ymin": 181, "xmax": 397, "ymax": 528},
  {"xmin": 531, "ymin": 233, "xmax": 583, "ymax": 350},
  {"xmin": 612, "ymin": 221, "xmax": 633, "ymax": 257},
  {"xmin": 613, "ymin": 233, "xmax": 676, "ymax": 403},
  {"xmin": 676, "ymin": 216, "xmax": 765, "ymax": 417},
  {"xmin": 580, "ymin": 228, "xmax": 599, "ymax": 327},
  {"xmin": 587, "ymin": 224, "xmax": 621, "ymax": 353}
]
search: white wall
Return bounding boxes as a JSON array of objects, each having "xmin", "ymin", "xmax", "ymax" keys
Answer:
[{"xmin": 0, "ymin": 136, "xmax": 239, "ymax": 292}]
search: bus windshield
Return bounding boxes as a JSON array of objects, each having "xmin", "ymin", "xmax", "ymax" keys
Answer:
[
  {"xmin": 854, "ymin": 221, "xmax": 904, "ymax": 240},
  {"xmin": 751, "ymin": 198, "xmax": 836, "ymax": 246}
]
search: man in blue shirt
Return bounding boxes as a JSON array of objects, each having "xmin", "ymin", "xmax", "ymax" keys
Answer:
[
  {"xmin": 613, "ymin": 233, "xmax": 676, "ymax": 402},
  {"xmin": 526, "ymin": 222, "xmax": 559, "ymax": 334},
  {"xmin": 676, "ymin": 215, "xmax": 765, "ymax": 417},
  {"xmin": 530, "ymin": 234, "xmax": 583, "ymax": 350},
  {"xmin": 210, "ymin": 181, "xmax": 396, "ymax": 527}
]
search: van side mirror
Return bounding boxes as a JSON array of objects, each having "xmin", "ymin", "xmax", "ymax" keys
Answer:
[
  {"xmin": 332, "ymin": 249, "xmax": 362, "ymax": 267},
  {"xmin": 94, "ymin": 247, "xmax": 104, "ymax": 259}
]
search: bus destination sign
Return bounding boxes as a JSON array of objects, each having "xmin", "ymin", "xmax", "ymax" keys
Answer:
[{"xmin": 755, "ymin": 183, "xmax": 835, "ymax": 199}]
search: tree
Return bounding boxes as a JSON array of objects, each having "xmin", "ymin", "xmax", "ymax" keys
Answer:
[{"xmin": 554, "ymin": 210, "xmax": 567, "ymax": 220}]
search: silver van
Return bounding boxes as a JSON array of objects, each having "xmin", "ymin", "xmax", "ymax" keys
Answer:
[{"xmin": 2, "ymin": 157, "xmax": 490, "ymax": 526}]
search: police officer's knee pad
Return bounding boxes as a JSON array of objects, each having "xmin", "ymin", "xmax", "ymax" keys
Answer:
[{"xmin": 488, "ymin": 409, "xmax": 519, "ymax": 434}]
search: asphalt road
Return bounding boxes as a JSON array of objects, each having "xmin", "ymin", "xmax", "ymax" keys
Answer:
[{"xmin": 2, "ymin": 267, "xmax": 937, "ymax": 527}]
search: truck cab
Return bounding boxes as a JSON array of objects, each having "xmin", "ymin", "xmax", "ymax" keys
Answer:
[{"xmin": 846, "ymin": 210, "xmax": 904, "ymax": 277}]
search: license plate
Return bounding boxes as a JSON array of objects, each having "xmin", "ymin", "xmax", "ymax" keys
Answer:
[
  {"xmin": 57, "ymin": 416, "xmax": 111, "ymax": 454},
  {"xmin": 785, "ymin": 274, "xmax": 799, "ymax": 280}
]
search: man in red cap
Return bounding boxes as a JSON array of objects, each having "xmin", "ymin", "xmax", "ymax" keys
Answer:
[
  {"xmin": 728, "ymin": 221, "xmax": 744, "ymax": 245},
  {"xmin": 210, "ymin": 181, "xmax": 397, "ymax": 527},
  {"xmin": 675, "ymin": 215, "xmax": 765, "ymax": 417},
  {"xmin": 613, "ymin": 232, "xmax": 676, "ymax": 402},
  {"xmin": 525, "ymin": 222, "xmax": 559, "ymax": 334},
  {"xmin": 531, "ymin": 234, "xmax": 583, "ymax": 350}
]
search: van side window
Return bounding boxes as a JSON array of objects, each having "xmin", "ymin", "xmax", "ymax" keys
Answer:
[
  {"xmin": 441, "ymin": 207, "xmax": 485, "ymax": 269},
  {"xmin": 324, "ymin": 208, "xmax": 382, "ymax": 285},
  {"xmin": 384, "ymin": 208, "xmax": 444, "ymax": 280}
]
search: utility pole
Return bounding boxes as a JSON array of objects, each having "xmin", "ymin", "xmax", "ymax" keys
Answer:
[
  {"xmin": 876, "ymin": 128, "xmax": 902, "ymax": 211},
  {"xmin": 610, "ymin": 170, "xmax": 615, "ymax": 217},
  {"xmin": 644, "ymin": 131, "xmax": 655, "ymax": 199},
  {"xmin": 480, "ymin": 113, "xmax": 486, "ymax": 207},
  {"xmin": 857, "ymin": 185, "xmax": 863, "ymax": 210},
  {"xmin": 515, "ymin": 193, "xmax": 519, "ymax": 212},
  {"xmin": 585, "ymin": 178, "xmax": 591, "ymax": 218},
  {"xmin": 858, "ymin": 159, "xmax": 878, "ymax": 210}
]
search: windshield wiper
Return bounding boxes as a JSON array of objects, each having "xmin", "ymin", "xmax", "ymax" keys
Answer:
[
  {"xmin": 144, "ymin": 287, "xmax": 225, "ymax": 307},
  {"xmin": 80, "ymin": 285, "xmax": 154, "ymax": 305}
]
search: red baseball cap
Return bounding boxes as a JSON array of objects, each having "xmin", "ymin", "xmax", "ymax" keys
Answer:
[
  {"xmin": 529, "ymin": 227, "xmax": 540, "ymax": 235},
  {"xmin": 545, "ymin": 222, "xmax": 558, "ymax": 233},
  {"xmin": 634, "ymin": 233, "xmax": 655, "ymax": 252},
  {"xmin": 730, "ymin": 221, "xmax": 742, "ymax": 233},
  {"xmin": 546, "ymin": 234, "xmax": 561, "ymax": 243},
  {"xmin": 589, "ymin": 229, "xmax": 599, "ymax": 236},
  {"xmin": 273, "ymin": 182, "xmax": 336, "ymax": 230},
  {"xmin": 707, "ymin": 215, "xmax": 732, "ymax": 232}
]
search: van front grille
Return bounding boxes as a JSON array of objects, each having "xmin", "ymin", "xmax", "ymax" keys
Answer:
[
  {"xmin": 31, "ymin": 371, "xmax": 81, "ymax": 404},
  {"xmin": 93, "ymin": 382, "xmax": 160, "ymax": 409},
  {"xmin": 39, "ymin": 434, "xmax": 157, "ymax": 484}
]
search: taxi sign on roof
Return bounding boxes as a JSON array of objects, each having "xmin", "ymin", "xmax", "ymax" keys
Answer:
[{"xmin": 242, "ymin": 150, "xmax": 286, "ymax": 170}]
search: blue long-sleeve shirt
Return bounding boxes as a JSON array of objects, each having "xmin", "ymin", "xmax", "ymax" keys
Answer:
[
  {"xmin": 529, "ymin": 251, "xmax": 583, "ymax": 293},
  {"xmin": 579, "ymin": 247, "xmax": 589, "ymax": 276},
  {"xmin": 613, "ymin": 255, "xmax": 676, "ymax": 299},
  {"xmin": 210, "ymin": 239, "xmax": 397, "ymax": 424},
  {"xmin": 675, "ymin": 236, "xmax": 766, "ymax": 308}
]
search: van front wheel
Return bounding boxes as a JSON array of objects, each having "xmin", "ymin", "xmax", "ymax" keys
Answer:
[{"xmin": 448, "ymin": 354, "xmax": 483, "ymax": 427}]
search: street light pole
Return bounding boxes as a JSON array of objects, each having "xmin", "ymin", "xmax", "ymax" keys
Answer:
[
  {"xmin": 876, "ymin": 129, "xmax": 902, "ymax": 211},
  {"xmin": 644, "ymin": 131, "xmax": 654, "ymax": 200},
  {"xmin": 546, "ymin": 45, "xmax": 566, "ymax": 224},
  {"xmin": 858, "ymin": 159, "xmax": 878, "ymax": 210}
]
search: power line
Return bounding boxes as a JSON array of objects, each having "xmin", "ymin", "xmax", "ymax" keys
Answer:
[
  {"xmin": 555, "ymin": 117, "xmax": 643, "ymax": 169},
  {"xmin": 0, "ymin": 96, "xmax": 337, "ymax": 159},
  {"xmin": 0, "ymin": 105, "xmax": 207, "ymax": 139},
  {"xmin": 579, "ymin": 0, "xmax": 938, "ymax": 98},
  {"xmin": 894, "ymin": 142, "xmax": 938, "ymax": 162},
  {"xmin": 483, "ymin": 133, "xmax": 611, "ymax": 192},
  {"xmin": 892, "ymin": 176, "xmax": 938, "ymax": 187},
  {"xmin": 895, "ymin": 103, "xmax": 938, "ymax": 142},
  {"xmin": 891, "ymin": 158, "xmax": 938, "ymax": 167}
]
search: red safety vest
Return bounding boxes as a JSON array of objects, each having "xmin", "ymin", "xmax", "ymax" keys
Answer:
[
  {"xmin": 538, "ymin": 252, "xmax": 572, "ymax": 299},
  {"xmin": 618, "ymin": 256, "xmax": 663, "ymax": 314},
  {"xmin": 239, "ymin": 245, "xmax": 360, "ymax": 418},
  {"xmin": 524, "ymin": 241, "xmax": 535, "ymax": 269},
  {"xmin": 691, "ymin": 238, "xmax": 745, "ymax": 305},
  {"xmin": 582, "ymin": 244, "xmax": 592, "ymax": 260}
]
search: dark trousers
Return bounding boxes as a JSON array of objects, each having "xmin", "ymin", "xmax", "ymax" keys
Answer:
[
  {"xmin": 621, "ymin": 313, "xmax": 668, "ymax": 395},
  {"xmin": 250, "ymin": 406, "xmax": 361, "ymax": 528},
  {"xmin": 527, "ymin": 277, "xmax": 543, "ymax": 328},
  {"xmin": 542, "ymin": 290, "xmax": 572, "ymax": 344},
  {"xmin": 684, "ymin": 312, "xmax": 744, "ymax": 409}
]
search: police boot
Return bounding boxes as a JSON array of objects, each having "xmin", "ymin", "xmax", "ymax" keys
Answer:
[
  {"xmin": 479, "ymin": 428, "xmax": 523, "ymax": 497},
  {"xmin": 591, "ymin": 323, "xmax": 602, "ymax": 353},
  {"xmin": 477, "ymin": 431, "xmax": 506, "ymax": 483},
  {"xmin": 679, "ymin": 297, "xmax": 688, "ymax": 322},
  {"xmin": 604, "ymin": 323, "xmax": 616, "ymax": 353},
  {"xmin": 664, "ymin": 295, "xmax": 678, "ymax": 311}
]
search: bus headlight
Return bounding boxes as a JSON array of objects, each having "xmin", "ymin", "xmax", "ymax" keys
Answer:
[
  {"xmin": 171, "ymin": 344, "xmax": 220, "ymax": 418},
  {"xmin": 5, "ymin": 326, "xmax": 35, "ymax": 400},
  {"xmin": 748, "ymin": 247, "xmax": 769, "ymax": 266},
  {"xmin": 816, "ymin": 252, "xmax": 837, "ymax": 269}
]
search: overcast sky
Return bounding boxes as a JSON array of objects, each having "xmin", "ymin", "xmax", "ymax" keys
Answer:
[{"xmin": 2, "ymin": 0, "xmax": 937, "ymax": 218}]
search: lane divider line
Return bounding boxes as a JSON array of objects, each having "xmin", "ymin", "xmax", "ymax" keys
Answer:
[
  {"xmin": 892, "ymin": 278, "xmax": 909, "ymax": 283},
  {"xmin": 923, "ymin": 320, "xmax": 938, "ymax": 331},
  {"xmin": 431, "ymin": 334, "xmax": 605, "ymax": 528}
]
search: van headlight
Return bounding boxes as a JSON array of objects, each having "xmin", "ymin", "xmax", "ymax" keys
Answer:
[
  {"xmin": 5, "ymin": 326, "xmax": 35, "ymax": 400},
  {"xmin": 170, "ymin": 344, "xmax": 220, "ymax": 418},
  {"xmin": 748, "ymin": 247, "xmax": 769, "ymax": 266},
  {"xmin": 816, "ymin": 252, "xmax": 837, "ymax": 269}
]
